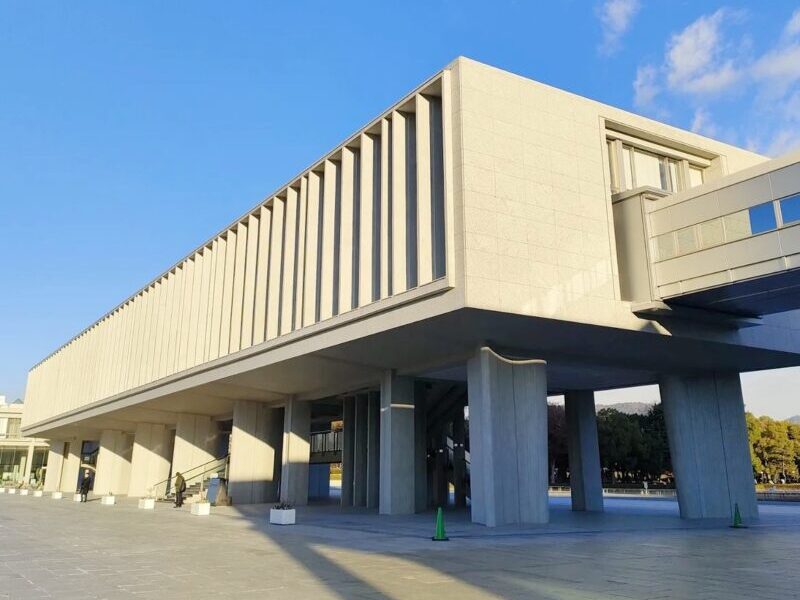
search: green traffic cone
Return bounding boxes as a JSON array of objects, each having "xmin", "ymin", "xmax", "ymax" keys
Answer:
[
  {"xmin": 432, "ymin": 506, "xmax": 449, "ymax": 541},
  {"xmin": 730, "ymin": 502, "xmax": 746, "ymax": 528}
]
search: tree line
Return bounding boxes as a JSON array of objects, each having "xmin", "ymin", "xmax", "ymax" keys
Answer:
[{"xmin": 547, "ymin": 404, "xmax": 800, "ymax": 486}]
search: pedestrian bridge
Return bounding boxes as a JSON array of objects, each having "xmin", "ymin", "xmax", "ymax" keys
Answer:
[{"xmin": 614, "ymin": 150, "xmax": 800, "ymax": 318}]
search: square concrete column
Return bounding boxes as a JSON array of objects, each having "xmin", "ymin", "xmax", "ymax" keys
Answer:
[
  {"xmin": 660, "ymin": 372, "xmax": 758, "ymax": 521},
  {"xmin": 413, "ymin": 381, "xmax": 428, "ymax": 512},
  {"xmin": 467, "ymin": 347, "xmax": 549, "ymax": 526},
  {"xmin": 229, "ymin": 401, "xmax": 283, "ymax": 505},
  {"xmin": 172, "ymin": 414, "xmax": 218, "ymax": 476},
  {"xmin": 128, "ymin": 423, "xmax": 174, "ymax": 497},
  {"xmin": 341, "ymin": 397, "xmax": 355, "ymax": 507},
  {"xmin": 353, "ymin": 394, "xmax": 369, "ymax": 507},
  {"xmin": 59, "ymin": 441, "xmax": 81, "ymax": 493},
  {"xmin": 280, "ymin": 399, "xmax": 311, "ymax": 506},
  {"xmin": 379, "ymin": 371, "xmax": 416, "ymax": 515},
  {"xmin": 431, "ymin": 429, "xmax": 448, "ymax": 509},
  {"xmin": 93, "ymin": 430, "xmax": 134, "ymax": 496},
  {"xmin": 452, "ymin": 408, "xmax": 467, "ymax": 508},
  {"xmin": 43, "ymin": 441, "xmax": 65, "ymax": 492},
  {"xmin": 22, "ymin": 444, "xmax": 35, "ymax": 484},
  {"xmin": 565, "ymin": 390, "xmax": 603, "ymax": 512},
  {"xmin": 366, "ymin": 391, "xmax": 381, "ymax": 509}
]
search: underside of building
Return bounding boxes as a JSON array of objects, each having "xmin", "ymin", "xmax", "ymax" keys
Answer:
[{"xmin": 23, "ymin": 57, "xmax": 800, "ymax": 526}]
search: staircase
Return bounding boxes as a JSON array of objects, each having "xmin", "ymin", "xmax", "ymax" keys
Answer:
[{"xmin": 152, "ymin": 455, "xmax": 229, "ymax": 504}]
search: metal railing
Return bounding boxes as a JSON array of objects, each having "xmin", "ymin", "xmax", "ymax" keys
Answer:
[
  {"xmin": 311, "ymin": 430, "xmax": 342, "ymax": 454},
  {"xmin": 150, "ymin": 455, "xmax": 229, "ymax": 500}
]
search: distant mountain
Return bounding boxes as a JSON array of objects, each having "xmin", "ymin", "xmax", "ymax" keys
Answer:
[
  {"xmin": 788, "ymin": 415, "xmax": 800, "ymax": 425},
  {"xmin": 596, "ymin": 401, "xmax": 654, "ymax": 416}
]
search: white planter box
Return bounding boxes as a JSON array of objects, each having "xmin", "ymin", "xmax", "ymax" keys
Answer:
[
  {"xmin": 0, "ymin": 488, "xmax": 6, "ymax": 494},
  {"xmin": 270, "ymin": 508, "xmax": 296, "ymax": 525},
  {"xmin": 20, "ymin": 489, "xmax": 29, "ymax": 496},
  {"xmin": 52, "ymin": 492, "xmax": 63, "ymax": 500},
  {"xmin": 33, "ymin": 490, "xmax": 43, "ymax": 497},
  {"xmin": 191, "ymin": 502, "xmax": 211, "ymax": 516},
  {"xmin": 138, "ymin": 498, "xmax": 155, "ymax": 510},
  {"xmin": 101, "ymin": 495, "xmax": 116, "ymax": 506},
  {"xmin": 73, "ymin": 493, "xmax": 83, "ymax": 502},
  {"xmin": 8, "ymin": 489, "xmax": 17, "ymax": 495}
]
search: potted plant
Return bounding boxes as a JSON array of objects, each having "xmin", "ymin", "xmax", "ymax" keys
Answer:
[
  {"xmin": 19, "ymin": 483, "xmax": 29, "ymax": 496},
  {"xmin": 270, "ymin": 502, "xmax": 296, "ymax": 525},
  {"xmin": 101, "ymin": 491, "xmax": 116, "ymax": 505},
  {"xmin": 138, "ymin": 489, "xmax": 156, "ymax": 510}
]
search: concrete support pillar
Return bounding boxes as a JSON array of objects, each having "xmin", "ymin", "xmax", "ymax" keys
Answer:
[
  {"xmin": 93, "ymin": 430, "xmax": 134, "ymax": 496},
  {"xmin": 467, "ymin": 347, "xmax": 549, "ymax": 526},
  {"xmin": 379, "ymin": 371, "xmax": 416, "ymax": 515},
  {"xmin": 228, "ymin": 401, "xmax": 283, "ymax": 505},
  {"xmin": 432, "ymin": 429, "xmax": 448, "ymax": 509},
  {"xmin": 565, "ymin": 390, "xmax": 603, "ymax": 512},
  {"xmin": 59, "ymin": 441, "xmax": 81, "ymax": 493},
  {"xmin": 353, "ymin": 394, "xmax": 369, "ymax": 507},
  {"xmin": 413, "ymin": 381, "xmax": 428, "ymax": 512},
  {"xmin": 128, "ymin": 423, "xmax": 174, "ymax": 497},
  {"xmin": 280, "ymin": 399, "xmax": 311, "ymax": 506},
  {"xmin": 43, "ymin": 441, "xmax": 65, "ymax": 492},
  {"xmin": 660, "ymin": 372, "xmax": 758, "ymax": 521},
  {"xmin": 366, "ymin": 391, "xmax": 381, "ymax": 509},
  {"xmin": 341, "ymin": 397, "xmax": 355, "ymax": 507},
  {"xmin": 309, "ymin": 463, "xmax": 331, "ymax": 499},
  {"xmin": 452, "ymin": 408, "xmax": 467, "ymax": 508},
  {"xmin": 22, "ymin": 443, "xmax": 35, "ymax": 484},
  {"xmin": 172, "ymin": 414, "xmax": 218, "ymax": 476}
]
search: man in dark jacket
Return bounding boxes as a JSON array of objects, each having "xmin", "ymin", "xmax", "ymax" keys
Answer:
[
  {"xmin": 174, "ymin": 472, "xmax": 186, "ymax": 508},
  {"xmin": 79, "ymin": 469, "xmax": 92, "ymax": 502}
]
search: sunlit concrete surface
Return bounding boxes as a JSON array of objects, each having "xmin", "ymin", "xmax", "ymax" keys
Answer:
[{"xmin": 2, "ymin": 495, "xmax": 800, "ymax": 599}]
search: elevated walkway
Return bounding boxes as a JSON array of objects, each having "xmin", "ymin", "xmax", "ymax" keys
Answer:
[{"xmin": 614, "ymin": 150, "xmax": 800, "ymax": 318}]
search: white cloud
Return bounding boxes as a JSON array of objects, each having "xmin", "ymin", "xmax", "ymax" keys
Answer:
[
  {"xmin": 752, "ymin": 43, "xmax": 800, "ymax": 87},
  {"xmin": 633, "ymin": 64, "xmax": 659, "ymax": 108},
  {"xmin": 766, "ymin": 128, "xmax": 800, "ymax": 157},
  {"xmin": 665, "ymin": 9, "xmax": 742, "ymax": 96},
  {"xmin": 785, "ymin": 8, "xmax": 800, "ymax": 37},
  {"xmin": 598, "ymin": 0, "xmax": 641, "ymax": 56},
  {"xmin": 691, "ymin": 107, "xmax": 718, "ymax": 137}
]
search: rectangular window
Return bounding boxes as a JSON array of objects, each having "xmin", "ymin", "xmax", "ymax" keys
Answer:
[
  {"xmin": 724, "ymin": 202, "xmax": 777, "ymax": 240},
  {"xmin": 633, "ymin": 148, "xmax": 663, "ymax": 189},
  {"xmin": 6, "ymin": 418, "xmax": 21, "ymax": 438},
  {"xmin": 675, "ymin": 226, "xmax": 699, "ymax": 255},
  {"xmin": 653, "ymin": 233, "xmax": 676, "ymax": 261},
  {"xmin": 780, "ymin": 194, "xmax": 800, "ymax": 226},
  {"xmin": 689, "ymin": 166, "xmax": 704, "ymax": 188},
  {"xmin": 622, "ymin": 146, "xmax": 633, "ymax": 190},
  {"xmin": 748, "ymin": 202, "xmax": 778, "ymax": 234},
  {"xmin": 699, "ymin": 218, "xmax": 725, "ymax": 248}
]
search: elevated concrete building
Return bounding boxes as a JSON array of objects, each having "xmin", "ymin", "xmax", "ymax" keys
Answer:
[
  {"xmin": 1, "ymin": 400, "xmax": 49, "ymax": 486},
  {"xmin": 23, "ymin": 58, "xmax": 800, "ymax": 525}
]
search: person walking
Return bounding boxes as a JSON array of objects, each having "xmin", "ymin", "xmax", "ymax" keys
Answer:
[
  {"xmin": 174, "ymin": 472, "xmax": 186, "ymax": 508},
  {"xmin": 79, "ymin": 469, "xmax": 92, "ymax": 502}
]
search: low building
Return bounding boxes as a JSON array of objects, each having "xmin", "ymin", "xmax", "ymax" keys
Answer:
[
  {"xmin": 21, "ymin": 57, "xmax": 800, "ymax": 525},
  {"xmin": 1, "ymin": 399, "xmax": 49, "ymax": 486}
]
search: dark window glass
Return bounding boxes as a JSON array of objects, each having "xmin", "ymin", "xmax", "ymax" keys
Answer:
[
  {"xmin": 780, "ymin": 194, "xmax": 800, "ymax": 225},
  {"xmin": 748, "ymin": 203, "xmax": 777, "ymax": 234}
]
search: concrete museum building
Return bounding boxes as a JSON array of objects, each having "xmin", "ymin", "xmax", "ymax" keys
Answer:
[{"xmin": 23, "ymin": 58, "xmax": 800, "ymax": 526}]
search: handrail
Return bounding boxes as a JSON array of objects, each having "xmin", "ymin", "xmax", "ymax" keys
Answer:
[{"xmin": 149, "ymin": 455, "xmax": 229, "ymax": 500}]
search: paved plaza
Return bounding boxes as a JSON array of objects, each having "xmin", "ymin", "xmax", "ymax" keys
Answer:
[{"xmin": 1, "ymin": 494, "xmax": 800, "ymax": 599}]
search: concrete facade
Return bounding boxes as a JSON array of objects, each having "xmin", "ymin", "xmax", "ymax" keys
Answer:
[
  {"xmin": 467, "ymin": 347, "xmax": 549, "ymax": 526},
  {"xmin": 228, "ymin": 401, "xmax": 282, "ymax": 504},
  {"xmin": 93, "ymin": 430, "xmax": 133, "ymax": 496},
  {"xmin": 565, "ymin": 391, "xmax": 603, "ymax": 512},
  {"xmin": 127, "ymin": 423, "xmax": 173, "ymax": 497},
  {"xmin": 660, "ymin": 373, "xmax": 759, "ymax": 520},
  {"xmin": 21, "ymin": 58, "xmax": 800, "ymax": 524}
]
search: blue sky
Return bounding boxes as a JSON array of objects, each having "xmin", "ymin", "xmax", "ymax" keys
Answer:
[{"xmin": 2, "ymin": 1, "xmax": 800, "ymax": 417}]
